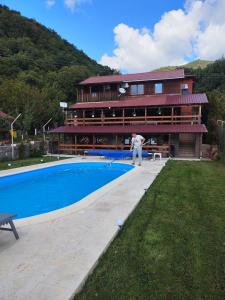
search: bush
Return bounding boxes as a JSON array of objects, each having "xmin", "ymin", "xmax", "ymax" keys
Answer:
[
  {"xmin": 18, "ymin": 142, "xmax": 26, "ymax": 159},
  {"xmin": 29, "ymin": 142, "xmax": 44, "ymax": 157}
]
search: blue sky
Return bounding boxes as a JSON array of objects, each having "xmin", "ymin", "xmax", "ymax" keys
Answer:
[
  {"xmin": 0, "ymin": 1, "xmax": 184, "ymax": 60},
  {"xmin": 1, "ymin": 0, "xmax": 225, "ymax": 72}
]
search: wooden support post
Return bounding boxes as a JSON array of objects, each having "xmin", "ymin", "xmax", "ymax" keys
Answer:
[
  {"xmin": 101, "ymin": 109, "xmax": 104, "ymax": 126},
  {"xmin": 93, "ymin": 134, "xmax": 95, "ymax": 149},
  {"xmin": 81, "ymin": 89, "xmax": 84, "ymax": 102},
  {"xmin": 74, "ymin": 135, "xmax": 77, "ymax": 154},
  {"xmin": 83, "ymin": 110, "xmax": 85, "ymax": 125},
  {"xmin": 145, "ymin": 107, "xmax": 147, "ymax": 124},
  {"xmin": 198, "ymin": 105, "xmax": 201, "ymax": 124},
  {"xmin": 122, "ymin": 109, "xmax": 125, "ymax": 126},
  {"xmin": 115, "ymin": 134, "xmax": 118, "ymax": 149},
  {"xmin": 171, "ymin": 107, "xmax": 174, "ymax": 124}
]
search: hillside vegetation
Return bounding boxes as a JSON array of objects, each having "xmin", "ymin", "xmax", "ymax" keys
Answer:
[
  {"xmin": 185, "ymin": 59, "xmax": 225, "ymax": 143},
  {"xmin": 155, "ymin": 59, "xmax": 213, "ymax": 71},
  {"xmin": 185, "ymin": 59, "xmax": 213, "ymax": 69},
  {"xmin": 0, "ymin": 5, "xmax": 113, "ymax": 133}
]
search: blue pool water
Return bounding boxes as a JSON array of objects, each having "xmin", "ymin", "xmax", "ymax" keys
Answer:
[{"xmin": 0, "ymin": 162, "xmax": 133, "ymax": 219}]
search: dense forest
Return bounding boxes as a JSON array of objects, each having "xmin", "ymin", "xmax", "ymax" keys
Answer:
[
  {"xmin": 186, "ymin": 59, "xmax": 225, "ymax": 143},
  {"xmin": 0, "ymin": 5, "xmax": 113, "ymax": 134}
]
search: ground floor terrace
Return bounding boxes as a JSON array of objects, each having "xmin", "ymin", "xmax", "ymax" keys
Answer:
[{"xmin": 50, "ymin": 124, "xmax": 207, "ymax": 158}]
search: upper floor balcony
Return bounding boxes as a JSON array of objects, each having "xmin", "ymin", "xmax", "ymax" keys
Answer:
[
  {"xmin": 65, "ymin": 115, "xmax": 201, "ymax": 127},
  {"xmin": 77, "ymin": 90, "xmax": 119, "ymax": 102},
  {"xmin": 65, "ymin": 106, "xmax": 201, "ymax": 127}
]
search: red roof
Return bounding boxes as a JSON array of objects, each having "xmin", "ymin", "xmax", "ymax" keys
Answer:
[
  {"xmin": 0, "ymin": 111, "xmax": 13, "ymax": 120},
  {"xmin": 71, "ymin": 93, "xmax": 208, "ymax": 110},
  {"xmin": 80, "ymin": 69, "xmax": 185, "ymax": 85},
  {"xmin": 50, "ymin": 124, "xmax": 207, "ymax": 134}
]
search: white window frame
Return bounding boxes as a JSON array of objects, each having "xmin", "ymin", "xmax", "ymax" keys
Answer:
[
  {"xmin": 130, "ymin": 84, "xmax": 144, "ymax": 95},
  {"xmin": 155, "ymin": 83, "xmax": 163, "ymax": 94}
]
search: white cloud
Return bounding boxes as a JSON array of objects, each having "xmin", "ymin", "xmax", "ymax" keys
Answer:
[
  {"xmin": 197, "ymin": 24, "xmax": 225, "ymax": 60},
  {"xmin": 64, "ymin": 0, "xmax": 89, "ymax": 12},
  {"xmin": 46, "ymin": 0, "xmax": 56, "ymax": 8},
  {"xmin": 45, "ymin": 0, "xmax": 89, "ymax": 11},
  {"xmin": 64, "ymin": 0, "xmax": 76, "ymax": 11},
  {"xmin": 100, "ymin": 0, "xmax": 225, "ymax": 72}
]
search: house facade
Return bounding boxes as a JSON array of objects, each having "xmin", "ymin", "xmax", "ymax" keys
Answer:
[{"xmin": 50, "ymin": 69, "xmax": 208, "ymax": 157}]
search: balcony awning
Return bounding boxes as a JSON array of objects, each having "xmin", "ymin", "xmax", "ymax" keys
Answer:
[
  {"xmin": 50, "ymin": 124, "xmax": 207, "ymax": 134},
  {"xmin": 70, "ymin": 94, "xmax": 208, "ymax": 110}
]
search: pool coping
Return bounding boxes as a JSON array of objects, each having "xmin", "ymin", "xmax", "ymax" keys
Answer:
[{"xmin": 0, "ymin": 157, "xmax": 138, "ymax": 227}]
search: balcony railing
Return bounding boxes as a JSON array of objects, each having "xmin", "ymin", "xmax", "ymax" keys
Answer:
[
  {"xmin": 78, "ymin": 91, "xmax": 119, "ymax": 102},
  {"xmin": 58, "ymin": 143, "xmax": 170, "ymax": 154},
  {"xmin": 65, "ymin": 115, "xmax": 201, "ymax": 126}
]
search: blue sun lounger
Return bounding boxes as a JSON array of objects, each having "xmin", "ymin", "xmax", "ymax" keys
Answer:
[{"xmin": 85, "ymin": 149, "xmax": 149, "ymax": 160}]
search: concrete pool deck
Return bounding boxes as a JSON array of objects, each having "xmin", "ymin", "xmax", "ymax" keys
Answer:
[{"xmin": 0, "ymin": 157, "xmax": 167, "ymax": 300}]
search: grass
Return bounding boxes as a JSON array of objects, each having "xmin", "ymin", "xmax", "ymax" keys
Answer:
[
  {"xmin": 0, "ymin": 156, "xmax": 68, "ymax": 170},
  {"xmin": 75, "ymin": 161, "xmax": 225, "ymax": 300}
]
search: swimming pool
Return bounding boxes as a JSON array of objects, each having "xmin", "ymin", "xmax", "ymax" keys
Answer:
[{"xmin": 0, "ymin": 162, "xmax": 133, "ymax": 219}]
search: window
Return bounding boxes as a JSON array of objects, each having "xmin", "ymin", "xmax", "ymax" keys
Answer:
[
  {"xmin": 130, "ymin": 84, "xmax": 144, "ymax": 95},
  {"xmin": 155, "ymin": 83, "xmax": 163, "ymax": 94},
  {"xmin": 181, "ymin": 83, "xmax": 189, "ymax": 94}
]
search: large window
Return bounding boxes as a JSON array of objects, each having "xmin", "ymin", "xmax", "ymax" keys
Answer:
[
  {"xmin": 155, "ymin": 83, "xmax": 163, "ymax": 94},
  {"xmin": 130, "ymin": 84, "xmax": 144, "ymax": 95}
]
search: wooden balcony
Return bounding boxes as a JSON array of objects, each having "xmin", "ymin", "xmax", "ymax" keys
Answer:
[
  {"xmin": 65, "ymin": 115, "xmax": 201, "ymax": 126},
  {"xmin": 58, "ymin": 143, "xmax": 170, "ymax": 154},
  {"xmin": 78, "ymin": 91, "xmax": 119, "ymax": 102}
]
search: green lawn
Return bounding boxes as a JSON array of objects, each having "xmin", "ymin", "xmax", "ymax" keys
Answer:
[
  {"xmin": 0, "ymin": 156, "xmax": 68, "ymax": 170},
  {"xmin": 75, "ymin": 161, "xmax": 225, "ymax": 300}
]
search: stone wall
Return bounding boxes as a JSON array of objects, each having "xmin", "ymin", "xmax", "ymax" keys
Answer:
[
  {"xmin": 0, "ymin": 141, "xmax": 46, "ymax": 161},
  {"xmin": 0, "ymin": 145, "xmax": 19, "ymax": 160}
]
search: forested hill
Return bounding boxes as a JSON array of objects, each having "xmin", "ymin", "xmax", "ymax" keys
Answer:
[
  {"xmin": 0, "ymin": 5, "xmax": 113, "ymax": 133},
  {"xmin": 185, "ymin": 59, "xmax": 225, "ymax": 143}
]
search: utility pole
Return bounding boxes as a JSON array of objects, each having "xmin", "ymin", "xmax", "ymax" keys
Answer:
[{"xmin": 11, "ymin": 113, "xmax": 21, "ymax": 160}]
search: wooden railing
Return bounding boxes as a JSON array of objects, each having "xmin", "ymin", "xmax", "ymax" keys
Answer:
[
  {"xmin": 78, "ymin": 91, "xmax": 119, "ymax": 102},
  {"xmin": 65, "ymin": 115, "xmax": 200, "ymax": 126},
  {"xmin": 58, "ymin": 143, "xmax": 170, "ymax": 154}
]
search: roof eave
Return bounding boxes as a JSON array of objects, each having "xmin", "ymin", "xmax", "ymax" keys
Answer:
[{"xmin": 79, "ymin": 76, "xmax": 186, "ymax": 86}]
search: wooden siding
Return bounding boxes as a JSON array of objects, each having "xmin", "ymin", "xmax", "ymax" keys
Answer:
[{"xmin": 77, "ymin": 78, "xmax": 194, "ymax": 102}]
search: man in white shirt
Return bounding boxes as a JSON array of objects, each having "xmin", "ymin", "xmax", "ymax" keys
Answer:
[{"xmin": 130, "ymin": 133, "xmax": 145, "ymax": 166}]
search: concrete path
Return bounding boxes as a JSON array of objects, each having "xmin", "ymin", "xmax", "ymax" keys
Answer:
[{"xmin": 0, "ymin": 158, "xmax": 167, "ymax": 300}]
